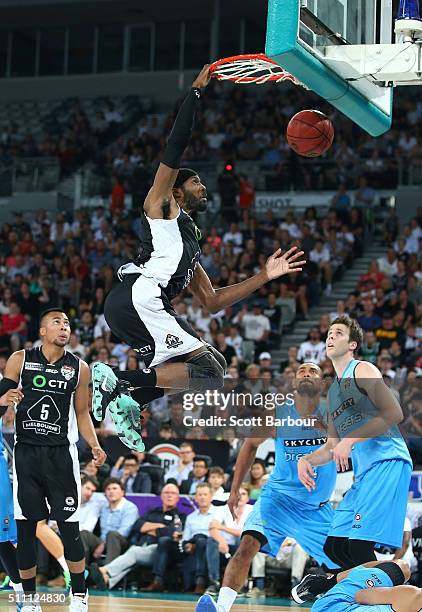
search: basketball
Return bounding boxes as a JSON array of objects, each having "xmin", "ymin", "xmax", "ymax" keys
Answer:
[{"xmin": 286, "ymin": 109, "xmax": 334, "ymax": 157}]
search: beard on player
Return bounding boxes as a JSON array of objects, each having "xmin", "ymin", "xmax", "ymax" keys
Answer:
[
  {"xmin": 181, "ymin": 185, "xmax": 208, "ymax": 213},
  {"xmin": 296, "ymin": 377, "xmax": 321, "ymax": 398}
]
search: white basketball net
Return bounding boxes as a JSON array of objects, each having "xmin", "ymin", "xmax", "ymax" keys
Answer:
[{"xmin": 210, "ymin": 54, "xmax": 308, "ymax": 87}]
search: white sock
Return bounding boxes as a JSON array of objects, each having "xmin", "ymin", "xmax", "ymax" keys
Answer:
[
  {"xmin": 57, "ymin": 555, "xmax": 69, "ymax": 573},
  {"xmin": 10, "ymin": 581, "xmax": 23, "ymax": 592},
  {"xmin": 216, "ymin": 587, "xmax": 237, "ymax": 611}
]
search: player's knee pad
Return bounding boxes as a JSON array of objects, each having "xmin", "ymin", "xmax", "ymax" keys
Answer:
[
  {"xmin": 348, "ymin": 539, "xmax": 376, "ymax": 565},
  {"xmin": 57, "ymin": 522, "xmax": 84, "ymax": 562},
  {"xmin": 205, "ymin": 344, "xmax": 227, "ymax": 374},
  {"xmin": 324, "ymin": 536, "xmax": 353, "ymax": 569},
  {"xmin": 186, "ymin": 350, "xmax": 224, "ymax": 392},
  {"xmin": 16, "ymin": 520, "xmax": 37, "ymax": 569}
]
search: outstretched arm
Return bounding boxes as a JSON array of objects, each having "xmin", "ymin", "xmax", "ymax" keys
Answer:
[
  {"xmin": 356, "ymin": 585, "xmax": 422, "ymax": 612},
  {"xmin": 144, "ymin": 65, "xmax": 211, "ymax": 220},
  {"xmin": 190, "ymin": 247, "xmax": 306, "ymax": 313}
]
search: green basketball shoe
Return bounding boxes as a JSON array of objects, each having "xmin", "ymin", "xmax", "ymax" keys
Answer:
[{"xmin": 109, "ymin": 396, "xmax": 145, "ymax": 452}]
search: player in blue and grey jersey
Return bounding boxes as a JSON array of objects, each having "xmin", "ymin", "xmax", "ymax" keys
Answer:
[
  {"xmin": 294, "ymin": 315, "xmax": 412, "ymax": 604},
  {"xmin": 196, "ymin": 362, "xmax": 339, "ymax": 612}
]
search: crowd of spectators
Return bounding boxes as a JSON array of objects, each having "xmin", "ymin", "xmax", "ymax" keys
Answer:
[
  {"xmin": 87, "ymin": 83, "xmax": 422, "ymax": 202},
  {"xmin": 0, "ymin": 96, "xmax": 141, "ymax": 179}
]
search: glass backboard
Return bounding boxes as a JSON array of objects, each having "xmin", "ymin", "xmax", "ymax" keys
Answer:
[{"xmin": 266, "ymin": 0, "xmax": 393, "ymax": 136}]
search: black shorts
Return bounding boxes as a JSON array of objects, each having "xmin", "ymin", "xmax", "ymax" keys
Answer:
[
  {"xmin": 104, "ymin": 274, "xmax": 203, "ymax": 367},
  {"xmin": 13, "ymin": 443, "xmax": 80, "ymax": 522}
]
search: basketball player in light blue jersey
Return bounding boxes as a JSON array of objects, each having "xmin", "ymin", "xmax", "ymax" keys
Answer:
[
  {"xmin": 294, "ymin": 315, "xmax": 412, "ymax": 604},
  {"xmin": 0, "ymin": 386, "xmax": 24, "ymax": 608},
  {"xmin": 312, "ymin": 559, "xmax": 422, "ymax": 612},
  {"xmin": 196, "ymin": 363, "xmax": 339, "ymax": 612}
]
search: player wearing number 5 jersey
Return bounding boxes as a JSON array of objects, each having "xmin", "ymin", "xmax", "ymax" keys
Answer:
[{"xmin": 1, "ymin": 308, "xmax": 107, "ymax": 612}]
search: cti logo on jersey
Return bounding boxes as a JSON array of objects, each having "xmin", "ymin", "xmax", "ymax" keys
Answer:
[
  {"xmin": 32, "ymin": 375, "xmax": 68, "ymax": 390},
  {"xmin": 165, "ymin": 334, "xmax": 183, "ymax": 349}
]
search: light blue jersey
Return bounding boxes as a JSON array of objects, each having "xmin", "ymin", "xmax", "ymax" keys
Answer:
[
  {"xmin": 312, "ymin": 566, "xmax": 394, "ymax": 611},
  {"xmin": 328, "ymin": 359, "xmax": 412, "ymax": 548},
  {"xmin": 269, "ymin": 402, "xmax": 337, "ymax": 506},
  {"xmin": 0, "ymin": 420, "xmax": 17, "ymax": 543},
  {"xmin": 243, "ymin": 401, "xmax": 339, "ymax": 568},
  {"xmin": 328, "ymin": 358, "xmax": 411, "ymax": 478}
]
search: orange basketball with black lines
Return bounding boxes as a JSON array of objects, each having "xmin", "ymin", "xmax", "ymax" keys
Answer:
[{"xmin": 286, "ymin": 109, "xmax": 334, "ymax": 157}]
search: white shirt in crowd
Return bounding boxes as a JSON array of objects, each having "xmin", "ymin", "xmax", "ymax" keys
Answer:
[
  {"xmin": 297, "ymin": 341, "xmax": 326, "ymax": 364},
  {"xmin": 165, "ymin": 461, "xmax": 194, "ymax": 486},
  {"xmin": 222, "ymin": 231, "xmax": 243, "ymax": 247},
  {"xmin": 310, "ymin": 246, "xmax": 330, "ymax": 264},
  {"xmin": 226, "ymin": 335, "xmax": 243, "ymax": 359},
  {"xmin": 240, "ymin": 313, "xmax": 271, "ymax": 342},
  {"xmin": 212, "ymin": 504, "xmax": 254, "ymax": 546},
  {"xmin": 377, "ymin": 256, "xmax": 398, "ymax": 277},
  {"xmin": 79, "ymin": 492, "xmax": 107, "ymax": 532}
]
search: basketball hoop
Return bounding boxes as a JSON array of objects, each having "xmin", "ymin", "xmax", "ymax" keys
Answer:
[{"xmin": 209, "ymin": 53, "xmax": 308, "ymax": 87}]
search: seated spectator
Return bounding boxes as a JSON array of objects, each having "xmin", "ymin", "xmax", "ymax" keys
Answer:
[
  {"xmin": 112, "ymin": 453, "xmax": 152, "ymax": 494},
  {"xmin": 79, "ymin": 475, "xmax": 106, "ymax": 532},
  {"xmin": 205, "ymin": 484, "xmax": 253, "ymax": 594},
  {"xmin": 182, "ymin": 483, "xmax": 215, "ymax": 594},
  {"xmin": 89, "ymin": 484, "xmax": 184, "ymax": 591},
  {"xmin": 208, "ymin": 466, "xmax": 226, "ymax": 500},
  {"xmin": 165, "ymin": 442, "xmax": 195, "ymax": 485},
  {"xmin": 309, "ymin": 239, "xmax": 332, "ymax": 295},
  {"xmin": 360, "ymin": 331, "xmax": 380, "ymax": 364},
  {"xmin": 357, "ymin": 299, "xmax": 382, "ymax": 332},
  {"xmin": 375, "ymin": 313, "xmax": 404, "ymax": 350},
  {"xmin": 180, "ymin": 456, "xmax": 210, "ymax": 495},
  {"xmin": 318, "ymin": 314, "xmax": 331, "ymax": 342},
  {"xmin": 80, "ymin": 478, "xmax": 139, "ymax": 565},
  {"xmin": 214, "ymin": 331, "xmax": 237, "ymax": 367},
  {"xmin": 297, "ymin": 327, "xmax": 326, "ymax": 364},
  {"xmin": 378, "ymin": 247, "xmax": 398, "ymax": 277},
  {"xmin": 225, "ymin": 325, "xmax": 243, "ymax": 361},
  {"xmin": 1, "ymin": 301, "xmax": 27, "ymax": 352},
  {"xmin": 358, "ymin": 260, "xmax": 385, "ymax": 291},
  {"xmin": 235, "ymin": 303, "xmax": 271, "ymax": 360},
  {"xmin": 248, "ymin": 459, "xmax": 268, "ymax": 500},
  {"xmin": 279, "ymin": 346, "xmax": 300, "ymax": 372}
]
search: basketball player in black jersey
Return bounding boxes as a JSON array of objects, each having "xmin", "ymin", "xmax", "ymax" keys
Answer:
[
  {"xmin": 0, "ymin": 308, "xmax": 106, "ymax": 612},
  {"xmin": 92, "ymin": 64, "xmax": 306, "ymax": 446}
]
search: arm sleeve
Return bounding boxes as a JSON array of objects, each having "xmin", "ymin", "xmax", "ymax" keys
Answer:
[{"xmin": 161, "ymin": 88, "xmax": 202, "ymax": 169}]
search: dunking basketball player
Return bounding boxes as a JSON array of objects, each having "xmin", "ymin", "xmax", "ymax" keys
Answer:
[
  {"xmin": 1, "ymin": 308, "xmax": 106, "ymax": 612},
  {"xmin": 196, "ymin": 363, "xmax": 339, "ymax": 612},
  {"xmin": 294, "ymin": 315, "xmax": 412, "ymax": 604},
  {"xmin": 91, "ymin": 64, "xmax": 306, "ymax": 448}
]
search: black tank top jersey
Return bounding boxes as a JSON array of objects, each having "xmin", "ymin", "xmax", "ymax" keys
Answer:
[
  {"xmin": 132, "ymin": 209, "xmax": 202, "ymax": 300},
  {"xmin": 16, "ymin": 347, "xmax": 81, "ymax": 446}
]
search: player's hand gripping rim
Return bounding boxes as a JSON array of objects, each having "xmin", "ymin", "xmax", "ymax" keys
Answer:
[
  {"xmin": 298, "ymin": 457, "xmax": 316, "ymax": 492},
  {"xmin": 192, "ymin": 64, "xmax": 212, "ymax": 89},
  {"xmin": 265, "ymin": 246, "xmax": 307, "ymax": 281}
]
